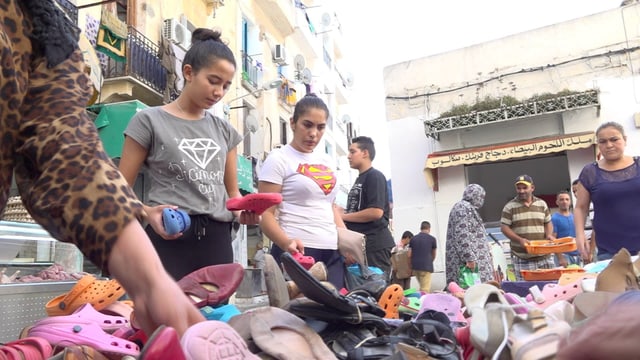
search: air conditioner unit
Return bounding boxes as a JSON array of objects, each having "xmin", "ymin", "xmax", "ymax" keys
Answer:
[
  {"xmin": 273, "ymin": 44, "xmax": 286, "ymax": 65},
  {"xmin": 163, "ymin": 18, "xmax": 191, "ymax": 50}
]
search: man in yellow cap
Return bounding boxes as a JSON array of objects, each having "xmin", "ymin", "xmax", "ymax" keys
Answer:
[{"xmin": 500, "ymin": 175, "xmax": 556, "ymax": 280}]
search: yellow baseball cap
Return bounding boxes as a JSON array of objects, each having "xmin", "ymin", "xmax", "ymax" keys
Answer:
[{"xmin": 515, "ymin": 174, "xmax": 533, "ymax": 186}]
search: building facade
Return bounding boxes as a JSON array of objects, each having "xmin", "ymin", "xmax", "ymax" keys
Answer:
[
  {"xmin": 40, "ymin": 0, "xmax": 359, "ymax": 267},
  {"xmin": 383, "ymin": 3, "xmax": 640, "ymax": 283}
]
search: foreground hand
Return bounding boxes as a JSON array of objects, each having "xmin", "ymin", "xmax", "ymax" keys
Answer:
[
  {"xmin": 238, "ymin": 210, "xmax": 260, "ymax": 225},
  {"xmin": 285, "ymin": 238, "xmax": 304, "ymax": 254}
]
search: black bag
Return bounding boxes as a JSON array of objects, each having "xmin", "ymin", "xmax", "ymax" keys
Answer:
[{"xmin": 344, "ymin": 263, "xmax": 388, "ymax": 293}]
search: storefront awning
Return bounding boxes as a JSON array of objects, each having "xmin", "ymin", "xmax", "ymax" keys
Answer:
[
  {"xmin": 91, "ymin": 100, "xmax": 148, "ymax": 158},
  {"xmin": 423, "ymin": 132, "xmax": 595, "ymax": 191},
  {"xmin": 425, "ymin": 132, "xmax": 596, "ymax": 169}
]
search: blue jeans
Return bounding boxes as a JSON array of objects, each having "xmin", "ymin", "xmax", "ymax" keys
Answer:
[
  {"xmin": 563, "ymin": 253, "xmax": 582, "ymax": 266},
  {"xmin": 595, "ymin": 251, "xmax": 614, "ymax": 261}
]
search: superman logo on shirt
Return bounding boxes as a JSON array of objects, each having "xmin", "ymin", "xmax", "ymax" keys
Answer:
[{"xmin": 297, "ymin": 163, "xmax": 336, "ymax": 195}]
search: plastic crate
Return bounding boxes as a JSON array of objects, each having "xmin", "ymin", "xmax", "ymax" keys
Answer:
[
  {"xmin": 524, "ymin": 237, "xmax": 577, "ymax": 255},
  {"xmin": 520, "ymin": 268, "xmax": 585, "ymax": 281}
]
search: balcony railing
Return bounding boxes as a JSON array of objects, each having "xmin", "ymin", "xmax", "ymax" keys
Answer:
[
  {"xmin": 424, "ymin": 90, "xmax": 600, "ymax": 139},
  {"xmin": 55, "ymin": 0, "xmax": 78, "ymax": 24},
  {"xmin": 103, "ymin": 26, "xmax": 166, "ymax": 96},
  {"xmin": 242, "ymin": 52, "xmax": 263, "ymax": 89}
]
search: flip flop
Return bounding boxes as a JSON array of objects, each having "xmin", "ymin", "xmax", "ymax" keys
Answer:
[
  {"xmin": 226, "ymin": 193, "xmax": 283, "ymax": 215},
  {"xmin": 177, "ymin": 263, "xmax": 245, "ymax": 308},
  {"xmin": 180, "ymin": 320, "xmax": 260, "ymax": 360},
  {"xmin": 28, "ymin": 318, "xmax": 140, "ymax": 357},
  {"xmin": 249, "ymin": 307, "xmax": 337, "ymax": 360},
  {"xmin": 139, "ymin": 325, "xmax": 186, "ymax": 360},
  {"xmin": 45, "ymin": 275, "xmax": 126, "ymax": 316}
]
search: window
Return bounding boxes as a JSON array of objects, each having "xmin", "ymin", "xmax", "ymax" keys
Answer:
[{"xmin": 280, "ymin": 117, "xmax": 288, "ymax": 145}]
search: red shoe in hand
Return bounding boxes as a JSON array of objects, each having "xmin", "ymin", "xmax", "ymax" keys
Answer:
[
  {"xmin": 292, "ymin": 252, "xmax": 315, "ymax": 270},
  {"xmin": 226, "ymin": 193, "xmax": 283, "ymax": 215}
]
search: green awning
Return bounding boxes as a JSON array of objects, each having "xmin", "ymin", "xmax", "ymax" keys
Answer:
[
  {"xmin": 237, "ymin": 155, "xmax": 255, "ymax": 194},
  {"xmin": 91, "ymin": 100, "xmax": 148, "ymax": 158}
]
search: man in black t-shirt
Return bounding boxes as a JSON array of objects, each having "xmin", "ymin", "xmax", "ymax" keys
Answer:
[
  {"xmin": 409, "ymin": 221, "xmax": 437, "ymax": 292},
  {"xmin": 342, "ymin": 136, "xmax": 395, "ymax": 278}
]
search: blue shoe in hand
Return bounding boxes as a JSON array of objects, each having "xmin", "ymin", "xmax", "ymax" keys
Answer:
[{"xmin": 162, "ymin": 208, "xmax": 191, "ymax": 235}]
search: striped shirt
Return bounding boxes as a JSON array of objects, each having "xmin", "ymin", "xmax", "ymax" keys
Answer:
[{"xmin": 501, "ymin": 196, "xmax": 551, "ymax": 259}]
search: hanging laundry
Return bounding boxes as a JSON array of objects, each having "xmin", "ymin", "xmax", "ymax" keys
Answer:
[
  {"xmin": 95, "ymin": 7, "xmax": 128, "ymax": 62},
  {"xmin": 159, "ymin": 36, "xmax": 179, "ymax": 103}
]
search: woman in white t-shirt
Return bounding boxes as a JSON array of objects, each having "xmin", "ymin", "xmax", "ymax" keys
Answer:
[{"xmin": 259, "ymin": 94, "xmax": 346, "ymax": 288}]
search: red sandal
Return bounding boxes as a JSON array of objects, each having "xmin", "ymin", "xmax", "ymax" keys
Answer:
[{"xmin": 177, "ymin": 263, "xmax": 245, "ymax": 308}]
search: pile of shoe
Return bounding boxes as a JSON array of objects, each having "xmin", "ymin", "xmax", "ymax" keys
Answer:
[
  {"xmin": 454, "ymin": 247, "xmax": 640, "ymax": 359},
  {"xmin": 254, "ymin": 252, "xmax": 465, "ymax": 359}
]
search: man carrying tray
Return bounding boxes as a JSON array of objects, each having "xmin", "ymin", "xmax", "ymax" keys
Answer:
[{"xmin": 500, "ymin": 175, "xmax": 557, "ymax": 281}]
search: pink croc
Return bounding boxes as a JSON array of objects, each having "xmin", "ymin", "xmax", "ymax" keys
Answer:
[
  {"xmin": 28, "ymin": 318, "xmax": 140, "ymax": 358},
  {"xmin": 527, "ymin": 279, "xmax": 583, "ymax": 309},
  {"xmin": 292, "ymin": 252, "xmax": 315, "ymax": 270},
  {"xmin": 68, "ymin": 303, "xmax": 130, "ymax": 333},
  {"xmin": 226, "ymin": 193, "xmax": 283, "ymax": 215}
]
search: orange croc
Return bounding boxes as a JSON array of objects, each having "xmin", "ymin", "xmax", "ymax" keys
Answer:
[
  {"xmin": 377, "ymin": 284, "xmax": 404, "ymax": 319},
  {"xmin": 45, "ymin": 275, "xmax": 126, "ymax": 316}
]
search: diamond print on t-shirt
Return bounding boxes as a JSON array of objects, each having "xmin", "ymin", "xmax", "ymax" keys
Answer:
[{"xmin": 178, "ymin": 138, "xmax": 221, "ymax": 169}]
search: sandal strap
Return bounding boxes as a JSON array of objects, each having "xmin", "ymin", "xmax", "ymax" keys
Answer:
[{"xmin": 527, "ymin": 309, "xmax": 548, "ymax": 331}]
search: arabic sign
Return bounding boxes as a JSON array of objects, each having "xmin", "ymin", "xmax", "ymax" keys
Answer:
[{"xmin": 425, "ymin": 133, "xmax": 595, "ymax": 169}]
